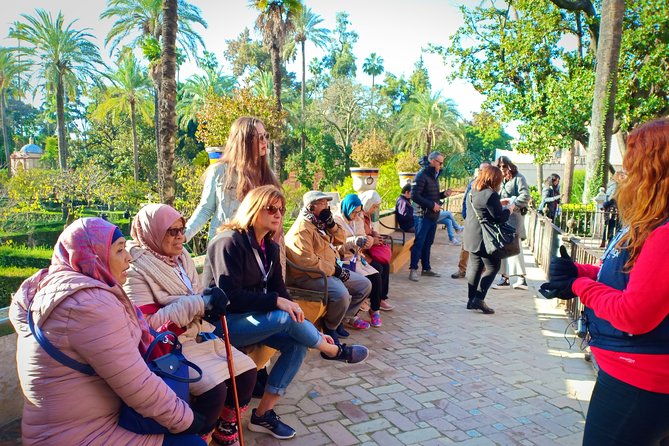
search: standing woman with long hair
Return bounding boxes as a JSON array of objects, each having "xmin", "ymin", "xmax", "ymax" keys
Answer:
[
  {"xmin": 185, "ymin": 116, "xmax": 280, "ymax": 241},
  {"xmin": 540, "ymin": 118, "xmax": 669, "ymax": 445},
  {"xmin": 463, "ymin": 165, "xmax": 510, "ymax": 314},
  {"xmin": 492, "ymin": 156, "xmax": 531, "ymax": 291}
]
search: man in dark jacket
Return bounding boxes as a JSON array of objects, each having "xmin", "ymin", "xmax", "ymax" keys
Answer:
[
  {"xmin": 409, "ymin": 151, "xmax": 450, "ymax": 281},
  {"xmin": 395, "ymin": 184, "xmax": 415, "ymax": 232}
]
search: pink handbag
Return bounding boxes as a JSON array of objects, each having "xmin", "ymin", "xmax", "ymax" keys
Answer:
[{"xmin": 367, "ymin": 243, "xmax": 392, "ymax": 265}]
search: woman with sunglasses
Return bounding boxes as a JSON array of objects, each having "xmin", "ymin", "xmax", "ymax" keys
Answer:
[
  {"xmin": 492, "ymin": 156, "xmax": 531, "ymax": 291},
  {"xmin": 203, "ymin": 185, "xmax": 369, "ymax": 441},
  {"xmin": 185, "ymin": 116, "xmax": 280, "ymax": 241},
  {"xmin": 124, "ymin": 204, "xmax": 257, "ymax": 446}
]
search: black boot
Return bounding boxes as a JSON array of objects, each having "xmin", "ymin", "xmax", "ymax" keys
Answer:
[
  {"xmin": 471, "ymin": 299, "xmax": 495, "ymax": 314},
  {"xmin": 466, "ymin": 299, "xmax": 475, "ymax": 310}
]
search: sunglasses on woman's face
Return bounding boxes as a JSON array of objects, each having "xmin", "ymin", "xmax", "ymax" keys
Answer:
[
  {"xmin": 257, "ymin": 132, "xmax": 269, "ymax": 142},
  {"xmin": 264, "ymin": 205, "xmax": 286, "ymax": 216},
  {"xmin": 166, "ymin": 226, "xmax": 186, "ymax": 237}
]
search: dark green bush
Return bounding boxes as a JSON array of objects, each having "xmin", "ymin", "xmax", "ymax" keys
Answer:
[
  {"xmin": 0, "ymin": 246, "xmax": 52, "ymax": 269},
  {"xmin": 0, "ymin": 266, "xmax": 40, "ymax": 307}
]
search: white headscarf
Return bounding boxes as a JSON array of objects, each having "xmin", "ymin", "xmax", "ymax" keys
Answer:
[{"xmin": 359, "ymin": 190, "xmax": 382, "ymax": 213}]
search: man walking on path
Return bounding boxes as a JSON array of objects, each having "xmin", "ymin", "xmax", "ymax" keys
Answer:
[{"xmin": 409, "ymin": 151, "xmax": 451, "ymax": 281}]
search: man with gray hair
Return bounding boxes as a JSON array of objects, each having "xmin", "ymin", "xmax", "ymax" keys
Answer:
[{"xmin": 409, "ymin": 151, "xmax": 452, "ymax": 281}]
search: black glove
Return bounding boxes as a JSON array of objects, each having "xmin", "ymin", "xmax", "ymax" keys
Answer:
[
  {"xmin": 318, "ymin": 208, "xmax": 336, "ymax": 228},
  {"xmin": 549, "ymin": 245, "xmax": 578, "ymax": 281},
  {"xmin": 333, "ymin": 263, "xmax": 350, "ymax": 282},
  {"xmin": 202, "ymin": 286, "xmax": 229, "ymax": 323},
  {"xmin": 180, "ymin": 411, "xmax": 207, "ymax": 435},
  {"xmin": 355, "ymin": 236, "xmax": 367, "ymax": 248},
  {"xmin": 539, "ymin": 280, "xmax": 576, "ymax": 299}
]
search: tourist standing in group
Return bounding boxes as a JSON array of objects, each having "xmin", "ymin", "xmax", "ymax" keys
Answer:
[
  {"xmin": 492, "ymin": 156, "xmax": 530, "ymax": 290},
  {"xmin": 463, "ymin": 165, "xmax": 509, "ymax": 315},
  {"xmin": 10, "ymin": 218, "xmax": 206, "ymax": 446},
  {"xmin": 540, "ymin": 118, "xmax": 669, "ymax": 445},
  {"xmin": 452, "ymin": 162, "xmax": 490, "ymax": 279},
  {"xmin": 185, "ymin": 116, "xmax": 280, "ymax": 241},
  {"xmin": 538, "ymin": 174, "xmax": 561, "ymax": 219},
  {"xmin": 409, "ymin": 151, "xmax": 451, "ymax": 282}
]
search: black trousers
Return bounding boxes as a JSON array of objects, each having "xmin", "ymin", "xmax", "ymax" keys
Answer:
[
  {"xmin": 583, "ymin": 369, "xmax": 669, "ymax": 445},
  {"xmin": 191, "ymin": 368, "xmax": 256, "ymax": 431},
  {"xmin": 370, "ymin": 259, "xmax": 390, "ymax": 300},
  {"xmin": 465, "ymin": 252, "xmax": 501, "ymax": 302}
]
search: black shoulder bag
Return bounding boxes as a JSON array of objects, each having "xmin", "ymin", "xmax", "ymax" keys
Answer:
[{"xmin": 470, "ymin": 194, "xmax": 521, "ymax": 259}]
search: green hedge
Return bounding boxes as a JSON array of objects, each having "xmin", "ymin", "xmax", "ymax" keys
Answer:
[
  {"xmin": 0, "ymin": 266, "xmax": 40, "ymax": 307},
  {"xmin": 0, "ymin": 246, "xmax": 52, "ymax": 269}
]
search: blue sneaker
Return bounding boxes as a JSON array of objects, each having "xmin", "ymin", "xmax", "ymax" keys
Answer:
[
  {"xmin": 320, "ymin": 343, "xmax": 369, "ymax": 364},
  {"xmin": 248, "ymin": 408, "xmax": 296, "ymax": 439}
]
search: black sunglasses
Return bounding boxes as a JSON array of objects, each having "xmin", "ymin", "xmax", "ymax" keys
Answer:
[
  {"xmin": 264, "ymin": 205, "xmax": 286, "ymax": 216},
  {"xmin": 166, "ymin": 226, "xmax": 186, "ymax": 237}
]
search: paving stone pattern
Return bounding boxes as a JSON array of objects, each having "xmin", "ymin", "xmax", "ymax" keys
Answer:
[{"xmin": 242, "ymin": 231, "xmax": 596, "ymax": 445}]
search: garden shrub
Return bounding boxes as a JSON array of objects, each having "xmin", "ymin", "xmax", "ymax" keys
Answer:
[{"xmin": 0, "ymin": 266, "xmax": 40, "ymax": 307}]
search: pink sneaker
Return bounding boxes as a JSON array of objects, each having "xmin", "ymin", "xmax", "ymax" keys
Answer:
[
  {"xmin": 349, "ymin": 317, "xmax": 370, "ymax": 330},
  {"xmin": 369, "ymin": 311, "xmax": 382, "ymax": 327}
]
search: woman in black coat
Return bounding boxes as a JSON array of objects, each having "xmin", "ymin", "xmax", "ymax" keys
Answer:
[{"xmin": 463, "ymin": 165, "xmax": 510, "ymax": 314}]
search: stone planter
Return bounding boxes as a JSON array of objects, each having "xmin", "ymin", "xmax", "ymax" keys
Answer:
[
  {"xmin": 398, "ymin": 172, "xmax": 416, "ymax": 187},
  {"xmin": 205, "ymin": 146, "xmax": 224, "ymax": 165},
  {"xmin": 350, "ymin": 167, "xmax": 380, "ymax": 193}
]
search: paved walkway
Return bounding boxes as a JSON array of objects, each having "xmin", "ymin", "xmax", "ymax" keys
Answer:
[
  {"xmin": 0, "ymin": 229, "xmax": 596, "ymax": 446},
  {"xmin": 241, "ymin": 229, "xmax": 596, "ymax": 445}
]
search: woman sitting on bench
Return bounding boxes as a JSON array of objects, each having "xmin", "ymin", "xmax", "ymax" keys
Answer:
[
  {"xmin": 123, "ymin": 204, "xmax": 257, "ymax": 446},
  {"xmin": 203, "ymin": 185, "xmax": 369, "ymax": 441}
]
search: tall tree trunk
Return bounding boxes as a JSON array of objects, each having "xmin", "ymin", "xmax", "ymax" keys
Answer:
[
  {"xmin": 271, "ymin": 45, "xmax": 283, "ymax": 177},
  {"xmin": 536, "ymin": 162, "xmax": 544, "ymax": 190},
  {"xmin": 56, "ymin": 76, "xmax": 68, "ymax": 171},
  {"xmin": 159, "ymin": 0, "xmax": 178, "ymax": 205},
  {"xmin": 562, "ymin": 141, "xmax": 577, "ymax": 204},
  {"xmin": 371, "ymin": 74, "xmax": 375, "ymax": 108},
  {"xmin": 300, "ymin": 40, "xmax": 306, "ymax": 154},
  {"xmin": 583, "ymin": 0, "xmax": 625, "ymax": 202},
  {"xmin": 1, "ymin": 90, "xmax": 10, "ymax": 177},
  {"xmin": 150, "ymin": 65, "xmax": 162, "ymax": 187},
  {"xmin": 130, "ymin": 99, "xmax": 140, "ymax": 182}
]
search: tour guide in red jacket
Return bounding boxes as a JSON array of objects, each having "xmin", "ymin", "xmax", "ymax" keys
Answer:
[{"xmin": 540, "ymin": 118, "xmax": 669, "ymax": 445}]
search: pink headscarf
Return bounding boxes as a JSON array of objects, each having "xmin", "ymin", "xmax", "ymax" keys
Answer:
[
  {"xmin": 50, "ymin": 217, "xmax": 121, "ymax": 287},
  {"xmin": 131, "ymin": 204, "xmax": 185, "ymax": 266}
]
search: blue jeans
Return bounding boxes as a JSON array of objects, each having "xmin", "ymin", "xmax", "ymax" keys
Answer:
[
  {"xmin": 410, "ymin": 216, "xmax": 438, "ymax": 271},
  {"xmin": 436, "ymin": 211, "xmax": 462, "ymax": 241},
  {"xmin": 225, "ymin": 310, "xmax": 323, "ymax": 396}
]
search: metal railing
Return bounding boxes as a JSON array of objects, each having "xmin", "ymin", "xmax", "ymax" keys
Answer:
[{"xmin": 552, "ymin": 206, "xmax": 621, "ymax": 248}]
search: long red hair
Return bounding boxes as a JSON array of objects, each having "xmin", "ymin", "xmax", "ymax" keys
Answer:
[{"xmin": 616, "ymin": 118, "xmax": 669, "ymax": 268}]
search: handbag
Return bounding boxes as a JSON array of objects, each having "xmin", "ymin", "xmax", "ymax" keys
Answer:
[
  {"xmin": 470, "ymin": 194, "xmax": 521, "ymax": 259},
  {"xmin": 367, "ymin": 243, "xmax": 392, "ymax": 265},
  {"xmin": 28, "ymin": 310, "xmax": 202, "ymax": 435}
]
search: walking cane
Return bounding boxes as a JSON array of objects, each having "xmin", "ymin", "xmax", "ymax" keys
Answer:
[{"xmin": 220, "ymin": 314, "xmax": 245, "ymax": 446}]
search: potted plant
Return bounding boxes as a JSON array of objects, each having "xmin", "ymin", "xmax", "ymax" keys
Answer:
[
  {"xmin": 395, "ymin": 150, "xmax": 420, "ymax": 187},
  {"xmin": 350, "ymin": 130, "xmax": 393, "ymax": 192}
]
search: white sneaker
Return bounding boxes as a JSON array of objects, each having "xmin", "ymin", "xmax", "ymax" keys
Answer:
[
  {"xmin": 409, "ymin": 269, "xmax": 419, "ymax": 282},
  {"xmin": 512, "ymin": 277, "xmax": 528, "ymax": 290},
  {"xmin": 449, "ymin": 238, "xmax": 461, "ymax": 246}
]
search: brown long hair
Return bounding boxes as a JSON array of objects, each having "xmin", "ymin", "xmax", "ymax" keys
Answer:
[
  {"xmin": 495, "ymin": 156, "xmax": 518, "ymax": 176},
  {"xmin": 218, "ymin": 185, "xmax": 285, "ymax": 239},
  {"xmin": 473, "ymin": 165, "xmax": 503, "ymax": 191},
  {"xmin": 217, "ymin": 116, "xmax": 280, "ymax": 200},
  {"xmin": 616, "ymin": 118, "xmax": 669, "ymax": 268}
]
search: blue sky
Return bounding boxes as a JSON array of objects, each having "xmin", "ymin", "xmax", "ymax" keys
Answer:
[{"xmin": 1, "ymin": 0, "xmax": 485, "ymax": 120}]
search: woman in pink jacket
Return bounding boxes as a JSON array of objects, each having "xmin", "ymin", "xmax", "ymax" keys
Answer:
[{"xmin": 10, "ymin": 218, "xmax": 206, "ymax": 446}]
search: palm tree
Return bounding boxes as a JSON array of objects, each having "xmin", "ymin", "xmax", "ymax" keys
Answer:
[
  {"xmin": 394, "ymin": 90, "xmax": 464, "ymax": 156},
  {"xmin": 10, "ymin": 9, "xmax": 103, "ymax": 171},
  {"xmin": 93, "ymin": 50, "xmax": 153, "ymax": 182},
  {"xmin": 293, "ymin": 7, "xmax": 329, "ymax": 153},
  {"xmin": 177, "ymin": 69, "xmax": 236, "ymax": 130},
  {"xmin": 159, "ymin": 0, "xmax": 178, "ymax": 205},
  {"xmin": 250, "ymin": 70, "xmax": 275, "ymax": 99},
  {"xmin": 0, "ymin": 48, "xmax": 29, "ymax": 177},
  {"xmin": 250, "ymin": 0, "xmax": 303, "ymax": 175},
  {"xmin": 362, "ymin": 53, "xmax": 384, "ymax": 107},
  {"xmin": 100, "ymin": 0, "xmax": 206, "ymax": 200}
]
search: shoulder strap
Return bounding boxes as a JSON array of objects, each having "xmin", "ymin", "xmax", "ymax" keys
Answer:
[
  {"xmin": 28, "ymin": 310, "xmax": 96, "ymax": 376},
  {"xmin": 469, "ymin": 192, "xmax": 488, "ymax": 225}
]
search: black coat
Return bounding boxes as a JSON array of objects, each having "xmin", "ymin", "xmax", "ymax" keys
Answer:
[
  {"xmin": 411, "ymin": 165, "xmax": 445, "ymax": 221},
  {"xmin": 463, "ymin": 188, "xmax": 510, "ymax": 255},
  {"xmin": 206, "ymin": 228, "xmax": 291, "ymax": 315}
]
